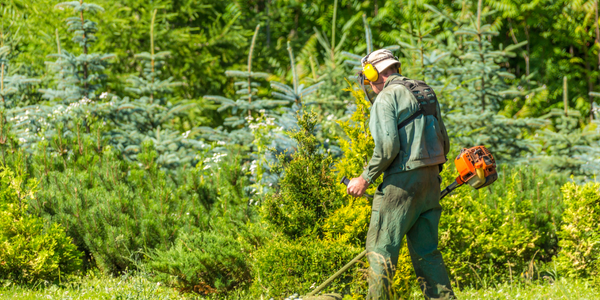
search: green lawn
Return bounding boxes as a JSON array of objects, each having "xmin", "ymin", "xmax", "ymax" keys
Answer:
[
  {"xmin": 454, "ymin": 278, "xmax": 599, "ymax": 300},
  {"xmin": 1, "ymin": 274, "xmax": 597, "ymax": 300}
]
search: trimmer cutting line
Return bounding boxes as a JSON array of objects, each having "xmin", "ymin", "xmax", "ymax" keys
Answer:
[{"xmin": 305, "ymin": 146, "xmax": 498, "ymax": 298}]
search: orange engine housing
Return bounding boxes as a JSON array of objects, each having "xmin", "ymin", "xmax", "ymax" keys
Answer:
[{"xmin": 454, "ymin": 146, "xmax": 498, "ymax": 189}]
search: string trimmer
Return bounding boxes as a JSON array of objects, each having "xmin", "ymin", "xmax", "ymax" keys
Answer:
[{"xmin": 304, "ymin": 146, "xmax": 498, "ymax": 299}]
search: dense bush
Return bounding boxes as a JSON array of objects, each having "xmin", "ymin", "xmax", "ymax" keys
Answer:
[
  {"xmin": 261, "ymin": 109, "xmax": 343, "ymax": 239},
  {"xmin": 146, "ymin": 231, "xmax": 252, "ymax": 294},
  {"xmin": 251, "ymin": 236, "xmax": 363, "ymax": 298},
  {"xmin": 0, "ymin": 165, "xmax": 81, "ymax": 283},
  {"xmin": 11, "ymin": 134, "xmax": 253, "ymax": 276},
  {"xmin": 436, "ymin": 164, "xmax": 567, "ymax": 287},
  {"xmin": 26, "ymin": 141, "xmax": 218, "ymax": 273},
  {"xmin": 556, "ymin": 182, "xmax": 600, "ymax": 278}
]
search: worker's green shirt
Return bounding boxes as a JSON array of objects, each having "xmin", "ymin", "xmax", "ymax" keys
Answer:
[{"xmin": 360, "ymin": 74, "xmax": 450, "ymax": 184}]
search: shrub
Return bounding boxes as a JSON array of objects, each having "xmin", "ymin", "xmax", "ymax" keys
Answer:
[
  {"xmin": 437, "ymin": 165, "xmax": 567, "ymax": 287},
  {"xmin": 251, "ymin": 236, "xmax": 363, "ymax": 298},
  {"xmin": 146, "ymin": 231, "xmax": 252, "ymax": 294},
  {"xmin": 323, "ymin": 197, "xmax": 371, "ymax": 246},
  {"xmin": 556, "ymin": 181, "xmax": 600, "ymax": 278},
  {"xmin": 21, "ymin": 137, "xmax": 253, "ymax": 274},
  {"xmin": 0, "ymin": 164, "xmax": 81, "ymax": 283},
  {"xmin": 261, "ymin": 109, "xmax": 342, "ymax": 239}
]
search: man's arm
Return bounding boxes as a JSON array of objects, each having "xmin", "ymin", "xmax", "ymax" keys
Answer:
[
  {"xmin": 347, "ymin": 92, "xmax": 400, "ymax": 197},
  {"xmin": 436, "ymin": 101, "xmax": 450, "ymax": 157},
  {"xmin": 360, "ymin": 94, "xmax": 401, "ymax": 184}
]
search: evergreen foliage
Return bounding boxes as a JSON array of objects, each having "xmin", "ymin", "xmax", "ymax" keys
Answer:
[
  {"xmin": 40, "ymin": 1, "xmax": 114, "ymax": 103},
  {"xmin": 251, "ymin": 236, "xmax": 363, "ymax": 298},
  {"xmin": 3, "ymin": 0, "xmax": 600, "ymax": 297},
  {"xmin": 101, "ymin": 10, "xmax": 205, "ymax": 169},
  {"xmin": 323, "ymin": 82, "xmax": 378, "ymax": 246},
  {"xmin": 146, "ymin": 231, "xmax": 252, "ymax": 294},
  {"xmin": 556, "ymin": 182, "xmax": 600, "ymax": 278},
  {"xmin": 261, "ymin": 109, "xmax": 342, "ymax": 239},
  {"xmin": 20, "ymin": 134, "xmax": 251, "ymax": 274},
  {"xmin": 0, "ymin": 163, "xmax": 81, "ymax": 283},
  {"xmin": 427, "ymin": 1, "xmax": 545, "ymax": 162},
  {"xmin": 202, "ymin": 25, "xmax": 287, "ymax": 146}
]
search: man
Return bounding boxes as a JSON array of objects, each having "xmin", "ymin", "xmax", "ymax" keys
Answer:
[{"xmin": 346, "ymin": 49, "xmax": 455, "ymax": 300}]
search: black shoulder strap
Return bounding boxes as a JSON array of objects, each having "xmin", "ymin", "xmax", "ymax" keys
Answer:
[
  {"xmin": 388, "ymin": 78, "xmax": 437, "ymax": 131},
  {"xmin": 397, "ymin": 106, "xmax": 423, "ymax": 130}
]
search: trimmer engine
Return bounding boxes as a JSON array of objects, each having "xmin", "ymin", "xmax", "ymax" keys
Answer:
[{"xmin": 441, "ymin": 146, "xmax": 498, "ymax": 198}]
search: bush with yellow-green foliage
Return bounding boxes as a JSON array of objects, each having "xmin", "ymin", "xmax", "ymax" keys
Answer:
[
  {"xmin": 251, "ymin": 236, "xmax": 364, "ymax": 298},
  {"xmin": 255, "ymin": 108, "xmax": 361, "ymax": 297},
  {"xmin": 0, "ymin": 164, "xmax": 81, "ymax": 283},
  {"xmin": 555, "ymin": 181, "xmax": 600, "ymax": 278},
  {"xmin": 261, "ymin": 109, "xmax": 343, "ymax": 239},
  {"xmin": 323, "ymin": 83, "xmax": 416, "ymax": 298},
  {"xmin": 324, "ymin": 83, "xmax": 379, "ymax": 247}
]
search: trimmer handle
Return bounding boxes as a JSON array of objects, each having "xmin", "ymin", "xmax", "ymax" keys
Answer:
[
  {"xmin": 340, "ymin": 176, "xmax": 373, "ymax": 198},
  {"xmin": 341, "ymin": 176, "xmax": 350, "ymax": 186}
]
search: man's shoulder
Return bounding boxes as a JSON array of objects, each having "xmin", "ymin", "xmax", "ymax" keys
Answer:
[{"xmin": 378, "ymin": 81, "xmax": 413, "ymax": 105}]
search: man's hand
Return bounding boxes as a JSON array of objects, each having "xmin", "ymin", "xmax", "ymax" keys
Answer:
[{"xmin": 347, "ymin": 176, "xmax": 369, "ymax": 197}]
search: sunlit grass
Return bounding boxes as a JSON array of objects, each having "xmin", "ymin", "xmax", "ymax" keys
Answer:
[
  {"xmin": 0, "ymin": 272, "xmax": 598, "ymax": 300},
  {"xmin": 455, "ymin": 278, "xmax": 598, "ymax": 300},
  {"xmin": 0, "ymin": 271, "xmax": 186, "ymax": 300}
]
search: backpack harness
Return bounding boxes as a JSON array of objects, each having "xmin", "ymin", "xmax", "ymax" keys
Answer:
[{"xmin": 387, "ymin": 78, "xmax": 439, "ymax": 130}]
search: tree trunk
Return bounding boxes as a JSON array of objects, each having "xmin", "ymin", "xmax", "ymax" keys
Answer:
[
  {"xmin": 585, "ymin": 45, "xmax": 595, "ymax": 121},
  {"xmin": 266, "ymin": 0, "xmax": 270, "ymax": 48},
  {"xmin": 524, "ymin": 24, "xmax": 531, "ymax": 78},
  {"xmin": 564, "ymin": 76, "xmax": 568, "ymax": 116},
  {"xmin": 594, "ymin": 0, "xmax": 600, "ymax": 84}
]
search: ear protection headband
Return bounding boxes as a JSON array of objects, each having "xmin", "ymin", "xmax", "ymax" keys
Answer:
[{"xmin": 361, "ymin": 52, "xmax": 399, "ymax": 83}]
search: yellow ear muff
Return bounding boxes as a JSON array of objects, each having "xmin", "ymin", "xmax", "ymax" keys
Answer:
[{"xmin": 363, "ymin": 63, "xmax": 379, "ymax": 82}]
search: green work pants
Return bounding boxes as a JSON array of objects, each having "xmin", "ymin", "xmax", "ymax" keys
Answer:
[{"xmin": 366, "ymin": 165, "xmax": 454, "ymax": 300}]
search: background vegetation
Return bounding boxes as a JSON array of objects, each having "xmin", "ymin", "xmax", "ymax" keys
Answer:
[{"xmin": 1, "ymin": 0, "xmax": 600, "ymax": 299}]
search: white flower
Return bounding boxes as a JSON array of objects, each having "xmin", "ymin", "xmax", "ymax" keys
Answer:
[
  {"xmin": 327, "ymin": 114, "xmax": 335, "ymax": 121},
  {"xmin": 100, "ymin": 92, "xmax": 108, "ymax": 99},
  {"xmin": 217, "ymin": 141, "xmax": 226, "ymax": 145}
]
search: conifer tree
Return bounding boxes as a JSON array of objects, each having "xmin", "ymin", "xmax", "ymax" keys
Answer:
[
  {"xmin": 427, "ymin": 1, "xmax": 544, "ymax": 162},
  {"xmin": 0, "ymin": 24, "xmax": 40, "ymax": 160},
  {"xmin": 40, "ymin": 0, "xmax": 115, "ymax": 103},
  {"xmin": 251, "ymin": 41, "xmax": 325, "ymax": 190},
  {"xmin": 102, "ymin": 10, "xmax": 206, "ymax": 169},
  {"xmin": 261, "ymin": 109, "xmax": 342, "ymax": 239},
  {"xmin": 533, "ymin": 80, "xmax": 600, "ymax": 176},
  {"xmin": 8, "ymin": 0, "xmax": 112, "ymax": 155},
  {"xmin": 202, "ymin": 24, "xmax": 288, "ymax": 146}
]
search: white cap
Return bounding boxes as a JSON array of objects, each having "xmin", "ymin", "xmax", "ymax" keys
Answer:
[{"xmin": 361, "ymin": 49, "xmax": 400, "ymax": 72}]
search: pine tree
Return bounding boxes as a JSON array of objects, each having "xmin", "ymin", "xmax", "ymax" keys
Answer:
[
  {"xmin": 533, "ymin": 80, "xmax": 600, "ymax": 177},
  {"xmin": 426, "ymin": 1, "xmax": 545, "ymax": 162},
  {"xmin": 40, "ymin": 1, "xmax": 115, "ymax": 103},
  {"xmin": 0, "ymin": 24, "xmax": 40, "ymax": 161},
  {"xmin": 261, "ymin": 109, "xmax": 342, "ymax": 239},
  {"xmin": 101, "ymin": 10, "xmax": 206, "ymax": 169},
  {"xmin": 202, "ymin": 25, "xmax": 288, "ymax": 147},
  {"xmin": 8, "ymin": 0, "xmax": 113, "ymax": 155},
  {"xmin": 250, "ymin": 41, "xmax": 326, "ymax": 191}
]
